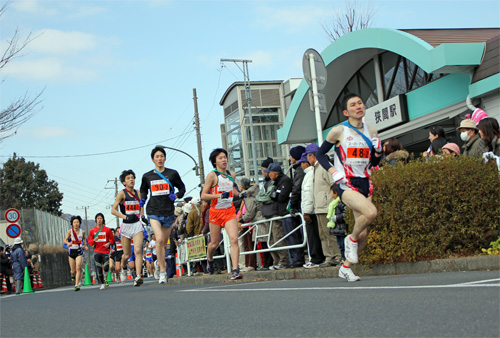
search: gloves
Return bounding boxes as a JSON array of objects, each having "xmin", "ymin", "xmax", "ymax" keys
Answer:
[
  {"xmin": 168, "ymin": 193, "xmax": 177, "ymax": 202},
  {"xmin": 141, "ymin": 216, "xmax": 148, "ymax": 225},
  {"xmin": 220, "ymin": 192, "xmax": 230, "ymax": 199},
  {"xmin": 139, "ymin": 199, "xmax": 146, "ymax": 207},
  {"xmin": 125, "ymin": 214, "xmax": 139, "ymax": 223},
  {"xmin": 332, "ymin": 171, "xmax": 347, "ymax": 184},
  {"xmin": 330, "ymin": 215, "xmax": 337, "ymax": 222},
  {"xmin": 372, "ymin": 137, "xmax": 382, "ymax": 153},
  {"xmin": 240, "ymin": 192, "xmax": 247, "ymax": 199}
]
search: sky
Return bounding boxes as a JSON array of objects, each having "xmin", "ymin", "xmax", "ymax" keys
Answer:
[{"xmin": 1, "ymin": 0, "xmax": 499, "ymax": 228}]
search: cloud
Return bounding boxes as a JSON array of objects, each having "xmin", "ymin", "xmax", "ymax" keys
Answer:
[
  {"xmin": 11, "ymin": 0, "xmax": 58, "ymax": 15},
  {"xmin": 20, "ymin": 126, "xmax": 75, "ymax": 139},
  {"xmin": 29, "ymin": 29, "xmax": 98, "ymax": 56},
  {"xmin": 68, "ymin": 5, "xmax": 106, "ymax": 18},
  {"xmin": 255, "ymin": 5, "xmax": 332, "ymax": 32}
]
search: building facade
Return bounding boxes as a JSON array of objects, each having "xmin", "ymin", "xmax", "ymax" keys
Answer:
[{"xmin": 278, "ymin": 28, "xmax": 500, "ymax": 154}]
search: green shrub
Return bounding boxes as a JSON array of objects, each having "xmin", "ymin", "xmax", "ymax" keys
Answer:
[{"xmin": 346, "ymin": 155, "xmax": 500, "ymax": 265}]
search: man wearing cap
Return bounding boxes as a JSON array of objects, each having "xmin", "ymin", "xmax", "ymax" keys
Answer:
[
  {"xmin": 10, "ymin": 237, "xmax": 28, "ymax": 294},
  {"xmin": 261, "ymin": 163, "xmax": 291, "ymax": 269},
  {"xmin": 457, "ymin": 119, "xmax": 483, "ymax": 157},
  {"xmin": 306, "ymin": 144, "xmax": 341, "ymax": 267}
]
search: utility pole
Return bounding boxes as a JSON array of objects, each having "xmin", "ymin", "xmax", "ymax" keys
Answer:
[
  {"xmin": 193, "ymin": 88, "xmax": 205, "ymax": 187},
  {"xmin": 220, "ymin": 58, "xmax": 260, "ymax": 185},
  {"xmin": 106, "ymin": 178, "xmax": 119, "ymax": 228}
]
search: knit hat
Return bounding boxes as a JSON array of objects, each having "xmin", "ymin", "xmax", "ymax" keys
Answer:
[
  {"xmin": 442, "ymin": 143, "xmax": 461, "ymax": 155},
  {"xmin": 305, "ymin": 143, "xmax": 320, "ymax": 154},
  {"xmin": 261, "ymin": 157, "xmax": 274, "ymax": 168},
  {"xmin": 457, "ymin": 119, "xmax": 478, "ymax": 131},
  {"xmin": 289, "ymin": 146, "xmax": 306, "ymax": 161},
  {"xmin": 471, "ymin": 108, "xmax": 488, "ymax": 124}
]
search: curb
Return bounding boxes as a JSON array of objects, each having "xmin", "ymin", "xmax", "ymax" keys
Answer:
[{"xmin": 165, "ymin": 255, "xmax": 500, "ymax": 286}]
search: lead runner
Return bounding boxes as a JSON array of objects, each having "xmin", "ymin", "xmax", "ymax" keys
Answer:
[{"xmin": 315, "ymin": 93, "xmax": 383, "ymax": 282}]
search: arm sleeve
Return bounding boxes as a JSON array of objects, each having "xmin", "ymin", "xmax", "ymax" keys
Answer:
[
  {"xmin": 140, "ymin": 174, "xmax": 149, "ymax": 201},
  {"xmin": 370, "ymin": 152, "xmax": 382, "ymax": 167},
  {"xmin": 316, "ymin": 140, "xmax": 335, "ymax": 171}
]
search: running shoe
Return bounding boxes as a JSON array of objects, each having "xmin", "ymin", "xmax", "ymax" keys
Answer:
[
  {"xmin": 74, "ymin": 285, "xmax": 80, "ymax": 292},
  {"xmin": 105, "ymin": 281, "xmax": 109, "ymax": 288},
  {"xmin": 71, "ymin": 274, "xmax": 75, "ymax": 282},
  {"xmin": 159, "ymin": 272, "xmax": 167, "ymax": 284},
  {"xmin": 338, "ymin": 265, "xmax": 360, "ymax": 282},
  {"xmin": 303, "ymin": 261, "xmax": 320, "ymax": 269},
  {"xmin": 120, "ymin": 270, "xmax": 127, "ymax": 283},
  {"xmin": 133, "ymin": 275, "xmax": 143, "ymax": 287},
  {"xmin": 269, "ymin": 264, "xmax": 286, "ymax": 270},
  {"xmin": 344, "ymin": 235, "xmax": 359, "ymax": 264},
  {"xmin": 207, "ymin": 260, "xmax": 215, "ymax": 275},
  {"xmin": 100, "ymin": 284, "xmax": 106, "ymax": 290},
  {"xmin": 230, "ymin": 269, "xmax": 243, "ymax": 280}
]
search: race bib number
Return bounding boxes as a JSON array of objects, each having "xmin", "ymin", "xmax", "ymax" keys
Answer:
[
  {"xmin": 146, "ymin": 252, "xmax": 152, "ymax": 258},
  {"xmin": 151, "ymin": 179, "xmax": 170, "ymax": 196},
  {"xmin": 345, "ymin": 146, "xmax": 370, "ymax": 166},
  {"xmin": 116, "ymin": 243, "xmax": 123, "ymax": 251},
  {"xmin": 124, "ymin": 200, "xmax": 140, "ymax": 214}
]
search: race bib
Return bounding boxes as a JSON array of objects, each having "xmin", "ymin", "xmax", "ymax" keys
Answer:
[
  {"xmin": 116, "ymin": 243, "xmax": 123, "ymax": 251},
  {"xmin": 124, "ymin": 200, "xmax": 140, "ymax": 214},
  {"xmin": 345, "ymin": 141, "xmax": 370, "ymax": 166},
  {"xmin": 151, "ymin": 179, "xmax": 170, "ymax": 196},
  {"xmin": 96, "ymin": 232, "xmax": 106, "ymax": 242}
]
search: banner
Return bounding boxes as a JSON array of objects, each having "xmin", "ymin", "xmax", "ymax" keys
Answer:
[{"xmin": 186, "ymin": 236, "xmax": 206, "ymax": 260}]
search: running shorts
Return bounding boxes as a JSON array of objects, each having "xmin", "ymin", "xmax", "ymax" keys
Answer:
[
  {"xmin": 337, "ymin": 177, "xmax": 373, "ymax": 199},
  {"xmin": 68, "ymin": 248, "xmax": 82, "ymax": 259},
  {"xmin": 121, "ymin": 220, "xmax": 143, "ymax": 239},
  {"xmin": 209, "ymin": 206, "xmax": 237, "ymax": 227}
]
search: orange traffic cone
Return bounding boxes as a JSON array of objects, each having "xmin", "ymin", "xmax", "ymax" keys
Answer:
[
  {"xmin": 175, "ymin": 253, "xmax": 180, "ymax": 277},
  {"xmin": 127, "ymin": 270, "xmax": 132, "ymax": 280},
  {"xmin": 92, "ymin": 272, "xmax": 96, "ymax": 284},
  {"xmin": 1, "ymin": 277, "xmax": 8, "ymax": 293},
  {"xmin": 37, "ymin": 273, "xmax": 43, "ymax": 288}
]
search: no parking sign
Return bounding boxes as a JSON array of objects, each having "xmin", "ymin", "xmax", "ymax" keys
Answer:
[
  {"xmin": 4, "ymin": 208, "xmax": 21, "ymax": 239},
  {"xmin": 6, "ymin": 224, "xmax": 21, "ymax": 238}
]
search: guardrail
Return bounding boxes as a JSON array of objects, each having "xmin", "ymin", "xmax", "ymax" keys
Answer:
[{"xmin": 176, "ymin": 213, "xmax": 309, "ymax": 276}]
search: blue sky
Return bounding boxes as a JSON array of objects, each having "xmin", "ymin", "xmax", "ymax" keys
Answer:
[{"xmin": 1, "ymin": 0, "xmax": 499, "ymax": 228}]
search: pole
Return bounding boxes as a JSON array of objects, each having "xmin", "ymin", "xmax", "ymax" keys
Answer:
[
  {"xmin": 106, "ymin": 178, "xmax": 119, "ymax": 228},
  {"xmin": 193, "ymin": 88, "xmax": 205, "ymax": 187},
  {"xmin": 309, "ymin": 53, "xmax": 324, "ymax": 144}
]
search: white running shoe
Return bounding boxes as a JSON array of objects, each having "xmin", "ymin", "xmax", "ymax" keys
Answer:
[
  {"xmin": 99, "ymin": 284, "xmax": 106, "ymax": 290},
  {"xmin": 303, "ymin": 261, "xmax": 320, "ymax": 269},
  {"xmin": 133, "ymin": 275, "xmax": 143, "ymax": 287},
  {"xmin": 120, "ymin": 270, "xmax": 127, "ymax": 283},
  {"xmin": 338, "ymin": 266, "xmax": 360, "ymax": 282},
  {"xmin": 159, "ymin": 272, "xmax": 167, "ymax": 284},
  {"xmin": 344, "ymin": 235, "xmax": 359, "ymax": 264},
  {"xmin": 154, "ymin": 262, "xmax": 160, "ymax": 280}
]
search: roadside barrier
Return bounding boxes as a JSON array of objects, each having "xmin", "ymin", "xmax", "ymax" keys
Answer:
[{"xmin": 176, "ymin": 213, "xmax": 308, "ymax": 276}]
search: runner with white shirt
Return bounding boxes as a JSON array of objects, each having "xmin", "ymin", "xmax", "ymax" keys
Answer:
[{"xmin": 64, "ymin": 216, "xmax": 88, "ymax": 291}]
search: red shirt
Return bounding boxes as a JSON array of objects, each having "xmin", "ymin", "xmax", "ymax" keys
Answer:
[{"xmin": 88, "ymin": 226, "xmax": 115, "ymax": 254}]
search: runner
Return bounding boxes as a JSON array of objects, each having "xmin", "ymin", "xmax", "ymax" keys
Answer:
[
  {"xmin": 64, "ymin": 216, "xmax": 88, "ymax": 291},
  {"xmin": 140, "ymin": 146, "xmax": 186, "ymax": 284},
  {"xmin": 201, "ymin": 148, "xmax": 245, "ymax": 280},
  {"xmin": 315, "ymin": 93, "xmax": 383, "ymax": 282},
  {"xmin": 111, "ymin": 169, "xmax": 145, "ymax": 287},
  {"xmin": 88, "ymin": 213, "xmax": 115, "ymax": 290},
  {"xmin": 144, "ymin": 240, "xmax": 154, "ymax": 277},
  {"xmin": 148, "ymin": 234, "xmax": 159, "ymax": 279},
  {"xmin": 111, "ymin": 228, "xmax": 124, "ymax": 283}
]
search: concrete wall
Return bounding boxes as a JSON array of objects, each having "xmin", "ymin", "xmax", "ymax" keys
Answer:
[{"xmin": 40, "ymin": 252, "xmax": 72, "ymax": 289}]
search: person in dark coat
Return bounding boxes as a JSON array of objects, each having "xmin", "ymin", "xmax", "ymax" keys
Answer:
[
  {"xmin": 10, "ymin": 237, "xmax": 28, "ymax": 294},
  {"xmin": 0, "ymin": 246, "xmax": 13, "ymax": 293}
]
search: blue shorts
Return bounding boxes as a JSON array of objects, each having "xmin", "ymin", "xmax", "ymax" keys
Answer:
[
  {"xmin": 128, "ymin": 245, "xmax": 135, "ymax": 262},
  {"xmin": 149, "ymin": 214, "xmax": 175, "ymax": 228}
]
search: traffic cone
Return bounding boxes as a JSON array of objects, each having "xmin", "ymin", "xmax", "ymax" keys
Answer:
[
  {"xmin": 175, "ymin": 253, "xmax": 180, "ymax": 277},
  {"xmin": 127, "ymin": 269, "xmax": 132, "ymax": 280},
  {"xmin": 1, "ymin": 277, "xmax": 8, "ymax": 293},
  {"xmin": 83, "ymin": 264, "xmax": 93, "ymax": 286},
  {"xmin": 21, "ymin": 267, "xmax": 35, "ymax": 295},
  {"xmin": 37, "ymin": 272, "xmax": 43, "ymax": 288},
  {"xmin": 106, "ymin": 270, "xmax": 113, "ymax": 284},
  {"xmin": 92, "ymin": 272, "xmax": 96, "ymax": 284}
]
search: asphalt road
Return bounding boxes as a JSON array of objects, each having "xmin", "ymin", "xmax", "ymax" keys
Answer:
[{"xmin": 1, "ymin": 270, "xmax": 499, "ymax": 337}]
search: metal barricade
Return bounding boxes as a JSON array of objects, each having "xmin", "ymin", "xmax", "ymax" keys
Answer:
[{"xmin": 176, "ymin": 213, "xmax": 309, "ymax": 276}]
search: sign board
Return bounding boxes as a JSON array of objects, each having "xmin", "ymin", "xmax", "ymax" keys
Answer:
[
  {"xmin": 186, "ymin": 236, "xmax": 206, "ymax": 260},
  {"xmin": 302, "ymin": 48, "xmax": 327, "ymax": 91},
  {"xmin": 5, "ymin": 208, "xmax": 20, "ymax": 223},
  {"xmin": 6, "ymin": 223, "xmax": 21, "ymax": 238},
  {"xmin": 365, "ymin": 95, "xmax": 409, "ymax": 132}
]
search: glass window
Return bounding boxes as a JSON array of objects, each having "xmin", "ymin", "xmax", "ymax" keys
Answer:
[
  {"xmin": 225, "ymin": 110, "xmax": 240, "ymax": 131},
  {"xmin": 226, "ymin": 129, "xmax": 242, "ymax": 149}
]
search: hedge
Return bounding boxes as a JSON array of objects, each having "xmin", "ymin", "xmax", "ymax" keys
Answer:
[{"xmin": 347, "ymin": 155, "xmax": 500, "ymax": 265}]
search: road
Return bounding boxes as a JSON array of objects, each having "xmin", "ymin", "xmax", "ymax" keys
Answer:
[{"xmin": 1, "ymin": 270, "xmax": 499, "ymax": 337}]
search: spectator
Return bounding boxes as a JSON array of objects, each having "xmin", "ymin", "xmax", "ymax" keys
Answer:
[
  {"xmin": 261, "ymin": 163, "xmax": 291, "ymax": 270},
  {"xmin": 430, "ymin": 137, "xmax": 447, "ymax": 156},
  {"xmin": 383, "ymin": 138, "xmax": 409, "ymax": 166},
  {"xmin": 457, "ymin": 119, "xmax": 482, "ymax": 157},
  {"xmin": 478, "ymin": 117, "xmax": 500, "ymax": 156},
  {"xmin": 327, "ymin": 184, "xmax": 347, "ymax": 263},
  {"xmin": 423, "ymin": 126, "xmax": 446, "ymax": 157},
  {"xmin": 442, "ymin": 143, "xmax": 461, "ymax": 157},
  {"xmin": 10, "ymin": 237, "xmax": 28, "ymax": 295},
  {"xmin": 238, "ymin": 177, "xmax": 259, "ymax": 272},
  {"xmin": 300, "ymin": 152, "xmax": 325, "ymax": 268},
  {"xmin": 0, "ymin": 246, "xmax": 13, "ymax": 294},
  {"xmin": 307, "ymin": 143, "xmax": 340, "ymax": 266},
  {"xmin": 186, "ymin": 198, "xmax": 203, "ymax": 237}
]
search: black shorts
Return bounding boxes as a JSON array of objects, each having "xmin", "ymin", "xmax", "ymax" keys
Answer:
[
  {"xmin": 112, "ymin": 251, "xmax": 123, "ymax": 262},
  {"xmin": 68, "ymin": 248, "xmax": 83, "ymax": 259},
  {"xmin": 337, "ymin": 177, "xmax": 373, "ymax": 199},
  {"xmin": 152, "ymin": 254, "xmax": 157, "ymax": 262}
]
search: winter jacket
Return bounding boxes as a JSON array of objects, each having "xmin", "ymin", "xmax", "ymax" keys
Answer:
[
  {"xmin": 290, "ymin": 163, "xmax": 305, "ymax": 211},
  {"xmin": 186, "ymin": 203, "xmax": 203, "ymax": 237},
  {"xmin": 240, "ymin": 184, "xmax": 267, "ymax": 242},
  {"xmin": 0, "ymin": 253, "xmax": 10, "ymax": 274},
  {"xmin": 327, "ymin": 198, "xmax": 347, "ymax": 236},
  {"xmin": 312, "ymin": 161, "xmax": 333, "ymax": 214},
  {"xmin": 383, "ymin": 150, "xmax": 409, "ymax": 167},
  {"xmin": 301, "ymin": 166, "xmax": 314, "ymax": 214},
  {"xmin": 480, "ymin": 136, "xmax": 500, "ymax": 157},
  {"xmin": 462, "ymin": 134, "xmax": 483, "ymax": 157},
  {"xmin": 260, "ymin": 179, "xmax": 276, "ymax": 218},
  {"xmin": 261, "ymin": 172, "xmax": 293, "ymax": 218},
  {"xmin": 10, "ymin": 245, "xmax": 27, "ymax": 281}
]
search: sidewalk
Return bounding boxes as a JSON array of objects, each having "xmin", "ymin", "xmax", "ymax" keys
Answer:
[{"xmin": 166, "ymin": 255, "xmax": 500, "ymax": 285}]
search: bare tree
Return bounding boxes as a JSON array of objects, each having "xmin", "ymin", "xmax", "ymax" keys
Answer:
[
  {"xmin": 0, "ymin": 1, "xmax": 43, "ymax": 142},
  {"xmin": 321, "ymin": 0, "xmax": 377, "ymax": 42}
]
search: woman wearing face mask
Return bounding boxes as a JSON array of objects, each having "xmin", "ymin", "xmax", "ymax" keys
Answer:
[{"xmin": 456, "ymin": 119, "xmax": 483, "ymax": 157}]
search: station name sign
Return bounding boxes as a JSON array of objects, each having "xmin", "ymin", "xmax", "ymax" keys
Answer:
[{"xmin": 365, "ymin": 95, "xmax": 408, "ymax": 132}]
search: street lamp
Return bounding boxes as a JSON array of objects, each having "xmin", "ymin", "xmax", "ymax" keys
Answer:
[{"xmin": 156, "ymin": 145, "xmax": 204, "ymax": 186}]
